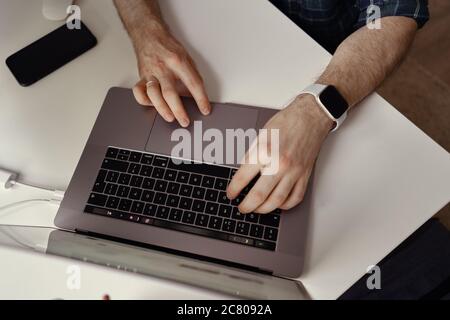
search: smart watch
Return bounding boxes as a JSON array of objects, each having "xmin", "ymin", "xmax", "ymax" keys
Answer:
[{"xmin": 299, "ymin": 84, "xmax": 349, "ymax": 132}]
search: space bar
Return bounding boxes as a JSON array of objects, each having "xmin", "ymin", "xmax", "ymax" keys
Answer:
[{"xmin": 153, "ymin": 219, "xmax": 229, "ymax": 241}]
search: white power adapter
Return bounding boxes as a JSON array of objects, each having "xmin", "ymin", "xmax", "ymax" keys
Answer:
[{"xmin": 0, "ymin": 168, "xmax": 17, "ymax": 189}]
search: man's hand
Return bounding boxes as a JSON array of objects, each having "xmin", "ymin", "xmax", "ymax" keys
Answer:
[
  {"xmin": 114, "ymin": 0, "xmax": 211, "ymax": 127},
  {"xmin": 228, "ymin": 16, "xmax": 417, "ymax": 214},
  {"xmin": 227, "ymin": 95, "xmax": 333, "ymax": 214}
]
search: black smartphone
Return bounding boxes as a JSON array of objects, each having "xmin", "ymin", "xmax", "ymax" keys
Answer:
[{"xmin": 5, "ymin": 21, "xmax": 97, "ymax": 86}]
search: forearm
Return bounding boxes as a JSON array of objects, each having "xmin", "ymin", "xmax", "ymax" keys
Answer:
[
  {"xmin": 318, "ymin": 16, "xmax": 417, "ymax": 108},
  {"xmin": 113, "ymin": 0, "xmax": 167, "ymax": 48}
]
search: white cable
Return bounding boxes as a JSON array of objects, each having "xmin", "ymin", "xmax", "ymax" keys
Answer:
[
  {"xmin": 0, "ymin": 168, "xmax": 65, "ymax": 204},
  {"xmin": 12, "ymin": 181, "xmax": 53, "ymax": 193}
]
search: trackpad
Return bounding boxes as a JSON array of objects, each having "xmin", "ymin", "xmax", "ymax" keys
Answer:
[{"xmin": 145, "ymin": 99, "xmax": 259, "ymax": 165}]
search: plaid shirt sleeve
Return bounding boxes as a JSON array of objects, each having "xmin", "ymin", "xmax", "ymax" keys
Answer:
[{"xmin": 355, "ymin": 0, "xmax": 429, "ymax": 29}]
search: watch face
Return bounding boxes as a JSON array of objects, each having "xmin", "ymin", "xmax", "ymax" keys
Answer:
[{"xmin": 319, "ymin": 86, "xmax": 348, "ymax": 119}]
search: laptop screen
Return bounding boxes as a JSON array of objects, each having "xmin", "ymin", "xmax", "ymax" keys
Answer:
[{"xmin": 0, "ymin": 225, "xmax": 308, "ymax": 299}]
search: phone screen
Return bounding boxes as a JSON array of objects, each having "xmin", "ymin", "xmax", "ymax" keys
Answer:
[{"xmin": 5, "ymin": 21, "xmax": 97, "ymax": 86}]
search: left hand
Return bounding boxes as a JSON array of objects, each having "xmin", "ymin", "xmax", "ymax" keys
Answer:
[{"xmin": 226, "ymin": 94, "xmax": 333, "ymax": 214}]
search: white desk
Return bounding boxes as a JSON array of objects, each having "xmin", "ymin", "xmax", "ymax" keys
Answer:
[{"xmin": 1, "ymin": 0, "xmax": 449, "ymax": 299}]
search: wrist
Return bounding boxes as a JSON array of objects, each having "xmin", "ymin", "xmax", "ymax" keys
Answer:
[
  {"xmin": 294, "ymin": 94, "xmax": 334, "ymax": 134},
  {"xmin": 130, "ymin": 18, "xmax": 167, "ymax": 46}
]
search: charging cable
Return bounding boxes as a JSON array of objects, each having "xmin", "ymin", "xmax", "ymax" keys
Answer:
[{"xmin": 0, "ymin": 168, "xmax": 65, "ymax": 204}]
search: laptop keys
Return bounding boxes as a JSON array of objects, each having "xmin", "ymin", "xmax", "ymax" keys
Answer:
[
  {"xmin": 105, "ymin": 147, "xmax": 119, "ymax": 159},
  {"xmin": 154, "ymin": 180, "xmax": 168, "ymax": 192},
  {"xmin": 86, "ymin": 148, "xmax": 280, "ymax": 251},
  {"xmin": 218, "ymin": 192, "xmax": 230, "ymax": 204},
  {"xmin": 222, "ymin": 219, "xmax": 236, "ymax": 233},
  {"xmin": 201, "ymin": 176, "xmax": 215, "ymax": 188},
  {"xmin": 179, "ymin": 197, "xmax": 192, "ymax": 210},
  {"xmin": 106, "ymin": 196, "xmax": 120, "ymax": 209},
  {"xmin": 218, "ymin": 204, "xmax": 232, "ymax": 218},
  {"xmin": 131, "ymin": 201, "xmax": 144, "ymax": 214},
  {"xmin": 101, "ymin": 158, "xmax": 128, "ymax": 172},
  {"xmin": 106, "ymin": 171, "xmax": 119, "ymax": 183},
  {"xmin": 205, "ymin": 202, "xmax": 219, "ymax": 215},
  {"xmin": 140, "ymin": 165, "xmax": 153, "ymax": 177},
  {"xmin": 164, "ymin": 169, "xmax": 177, "ymax": 181},
  {"xmin": 118, "ymin": 173, "xmax": 131, "ymax": 185},
  {"xmin": 130, "ymin": 175, "xmax": 143, "ymax": 188},
  {"xmin": 167, "ymin": 182, "xmax": 180, "ymax": 194},
  {"xmin": 195, "ymin": 214, "xmax": 209, "ymax": 227},
  {"xmin": 245, "ymin": 213, "xmax": 259, "ymax": 223},
  {"xmin": 214, "ymin": 178, "xmax": 228, "ymax": 190},
  {"xmin": 259, "ymin": 213, "xmax": 281, "ymax": 227},
  {"xmin": 167, "ymin": 195, "xmax": 180, "ymax": 208},
  {"xmin": 141, "ymin": 153, "xmax": 154, "ymax": 165},
  {"xmin": 264, "ymin": 227, "xmax": 278, "ymax": 241},
  {"xmin": 118, "ymin": 199, "xmax": 132, "ymax": 211},
  {"xmin": 189, "ymin": 174, "xmax": 202, "ymax": 186},
  {"xmin": 87, "ymin": 193, "xmax": 107, "ymax": 206},
  {"xmin": 152, "ymin": 167, "xmax": 165, "ymax": 179},
  {"xmin": 104, "ymin": 183, "xmax": 118, "ymax": 195},
  {"xmin": 156, "ymin": 206, "xmax": 170, "ymax": 219},
  {"xmin": 142, "ymin": 178, "xmax": 155, "ymax": 190},
  {"xmin": 153, "ymin": 156, "xmax": 169, "ymax": 167},
  {"xmin": 117, "ymin": 185, "xmax": 130, "ymax": 198},
  {"xmin": 143, "ymin": 203, "xmax": 157, "ymax": 216},
  {"xmin": 182, "ymin": 211, "xmax": 196, "ymax": 224},
  {"xmin": 180, "ymin": 184, "xmax": 192, "ymax": 197},
  {"xmin": 236, "ymin": 221, "xmax": 250, "ymax": 236},
  {"xmin": 192, "ymin": 187, "xmax": 206, "ymax": 199},
  {"xmin": 128, "ymin": 163, "xmax": 141, "ymax": 175},
  {"xmin": 250, "ymin": 224, "xmax": 264, "ymax": 238},
  {"xmin": 176, "ymin": 171, "xmax": 190, "ymax": 183},
  {"xmin": 169, "ymin": 208, "xmax": 183, "ymax": 222},
  {"xmin": 205, "ymin": 189, "xmax": 218, "ymax": 202},
  {"xmin": 208, "ymin": 217, "xmax": 223, "ymax": 230},
  {"xmin": 129, "ymin": 188, "xmax": 142, "ymax": 200},
  {"xmin": 92, "ymin": 181, "xmax": 106, "ymax": 193},
  {"xmin": 154, "ymin": 193, "xmax": 167, "ymax": 205},
  {"xmin": 129, "ymin": 151, "xmax": 142, "ymax": 163},
  {"xmin": 141, "ymin": 190, "xmax": 154, "ymax": 203}
]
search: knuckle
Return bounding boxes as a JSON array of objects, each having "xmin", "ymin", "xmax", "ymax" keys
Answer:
[
  {"xmin": 251, "ymin": 190, "xmax": 265, "ymax": 203},
  {"xmin": 258, "ymin": 205, "xmax": 274, "ymax": 214},
  {"xmin": 186, "ymin": 77, "xmax": 201, "ymax": 90},
  {"xmin": 279, "ymin": 203, "xmax": 292, "ymax": 210},
  {"xmin": 165, "ymin": 51, "xmax": 185, "ymax": 66},
  {"xmin": 272, "ymin": 193, "xmax": 286, "ymax": 205},
  {"xmin": 161, "ymin": 86, "xmax": 176, "ymax": 98},
  {"xmin": 295, "ymin": 191, "xmax": 305, "ymax": 203},
  {"xmin": 279, "ymin": 154, "xmax": 293, "ymax": 169}
]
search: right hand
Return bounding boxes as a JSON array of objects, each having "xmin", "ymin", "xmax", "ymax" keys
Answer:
[{"xmin": 132, "ymin": 25, "xmax": 211, "ymax": 127}]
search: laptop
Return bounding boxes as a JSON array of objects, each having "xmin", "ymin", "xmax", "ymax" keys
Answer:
[
  {"xmin": 0, "ymin": 225, "xmax": 309, "ymax": 299},
  {"xmin": 54, "ymin": 87, "xmax": 311, "ymax": 278}
]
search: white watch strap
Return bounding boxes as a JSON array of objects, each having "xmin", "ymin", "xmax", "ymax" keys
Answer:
[{"xmin": 300, "ymin": 84, "xmax": 347, "ymax": 132}]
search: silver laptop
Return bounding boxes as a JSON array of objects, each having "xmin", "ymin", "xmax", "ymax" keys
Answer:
[{"xmin": 54, "ymin": 87, "xmax": 311, "ymax": 278}]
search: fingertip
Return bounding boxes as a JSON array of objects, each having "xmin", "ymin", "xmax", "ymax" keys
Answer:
[
  {"xmin": 180, "ymin": 118, "xmax": 190, "ymax": 127},
  {"xmin": 132, "ymin": 86, "xmax": 150, "ymax": 106},
  {"xmin": 238, "ymin": 205, "xmax": 250, "ymax": 214},
  {"xmin": 203, "ymin": 101, "xmax": 212, "ymax": 115},
  {"xmin": 164, "ymin": 114, "xmax": 175, "ymax": 122},
  {"xmin": 226, "ymin": 189, "xmax": 236, "ymax": 200},
  {"xmin": 226, "ymin": 181, "xmax": 240, "ymax": 199}
]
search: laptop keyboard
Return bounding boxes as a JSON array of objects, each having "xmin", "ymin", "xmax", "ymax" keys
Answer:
[{"xmin": 84, "ymin": 147, "xmax": 281, "ymax": 251}]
